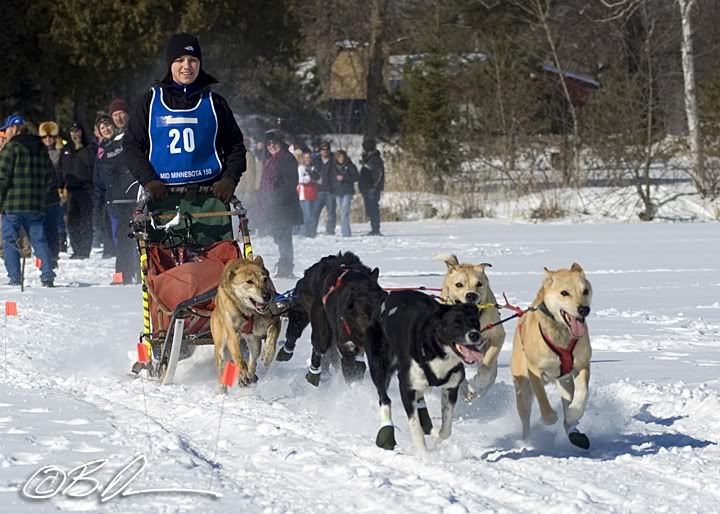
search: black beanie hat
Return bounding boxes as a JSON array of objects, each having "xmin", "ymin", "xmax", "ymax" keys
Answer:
[{"xmin": 166, "ymin": 33, "xmax": 202, "ymax": 69}]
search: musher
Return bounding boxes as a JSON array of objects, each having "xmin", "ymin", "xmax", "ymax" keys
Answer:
[{"xmin": 124, "ymin": 32, "xmax": 246, "ymax": 237}]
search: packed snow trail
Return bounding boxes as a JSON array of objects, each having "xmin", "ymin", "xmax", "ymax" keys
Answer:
[{"xmin": 1, "ymin": 220, "xmax": 719, "ymax": 513}]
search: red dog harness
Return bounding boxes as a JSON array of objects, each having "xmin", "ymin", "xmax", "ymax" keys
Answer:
[
  {"xmin": 539, "ymin": 323, "xmax": 577, "ymax": 377},
  {"xmin": 322, "ymin": 269, "xmax": 350, "ymax": 305},
  {"xmin": 240, "ymin": 315, "xmax": 254, "ymax": 334}
]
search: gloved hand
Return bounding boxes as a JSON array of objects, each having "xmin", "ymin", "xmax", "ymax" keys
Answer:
[
  {"xmin": 144, "ymin": 180, "xmax": 168, "ymax": 201},
  {"xmin": 212, "ymin": 177, "xmax": 236, "ymax": 203}
]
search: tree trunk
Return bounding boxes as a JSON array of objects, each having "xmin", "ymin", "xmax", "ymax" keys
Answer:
[
  {"xmin": 364, "ymin": 0, "xmax": 387, "ymax": 144},
  {"xmin": 678, "ymin": 0, "xmax": 706, "ymax": 194}
]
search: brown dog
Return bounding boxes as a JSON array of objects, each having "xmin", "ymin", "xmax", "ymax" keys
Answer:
[
  {"xmin": 435, "ymin": 254, "xmax": 505, "ymax": 400},
  {"xmin": 211, "ymin": 255, "xmax": 280, "ymax": 388},
  {"xmin": 510, "ymin": 263, "xmax": 593, "ymax": 449}
]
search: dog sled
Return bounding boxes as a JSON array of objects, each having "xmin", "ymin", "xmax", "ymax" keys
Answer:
[{"xmin": 129, "ymin": 186, "xmax": 295, "ymax": 384}]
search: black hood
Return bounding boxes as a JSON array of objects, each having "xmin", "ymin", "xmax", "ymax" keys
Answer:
[{"xmin": 11, "ymin": 134, "xmax": 48, "ymax": 154}]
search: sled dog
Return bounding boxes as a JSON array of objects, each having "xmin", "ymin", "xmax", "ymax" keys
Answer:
[
  {"xmin": 211, "ymin": 255, "xmax": 280, "ymax": 388},
  {"xmin": 435, "ymin": 254, "xmax": 505, "ymax": 399},
  {"xmin": 276, "ymin": 252, "xmax": 385, "ymax": 386},
  {"xmin": 510, "ymin": 263, "xmax": 593, "ymax": 449},
  {"xmin": 366, "ymin": 290, "xmax": 482, "ymax": 451}
]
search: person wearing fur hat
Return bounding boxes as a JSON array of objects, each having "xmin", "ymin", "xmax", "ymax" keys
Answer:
[
  {"xmin": 39, "ymin": 121, "xmax": 66, "ymax": 263},
  {"xmin": 108, "ymin": 98, "xmax": 129, "ymax": 133},
  {"xmin": 124, "ymin": 33, "xmax": 246, "ymax": 211}
]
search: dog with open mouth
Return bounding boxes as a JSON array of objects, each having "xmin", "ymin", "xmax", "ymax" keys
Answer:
[
  {"xmin": 510, "ymin": 263, "xmax": 593, "ymax": 449},
  {"xmin": 435, "ymin": 254, "xmax": 505, "ymax": 400},
  {"xmin": 210, "ymin": 255, "xmax": 281, "ymax": 388},
  {"xmin": 365, "ymin": 290, "xmax": 482, "ymax": 451}
]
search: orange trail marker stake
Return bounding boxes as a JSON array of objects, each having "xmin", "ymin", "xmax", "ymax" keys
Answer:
[
  {"xmin": 137, "ymin": 343, "xmax": 150, "ymax": 364},
  {"xmin": 211, "ymin": 360, "xmax": 239, "ymax": 492},
  {"xmin": 5, "ymin": 302, "xmax": 17, "ymax": 317},
  {"xmin": 220, "ymin": 361, "xmax": 239, "ymax": 388},
  {"xmin": 4, "ymin": 301, "xmax": 17, "ymax": 381},
  {"xmin": 35, "ymin": 257, "xmax": 42, "ymax": 269},
  {"xmin": 112, "ymin": 272, "xmax": 124, "ymax": 284}
]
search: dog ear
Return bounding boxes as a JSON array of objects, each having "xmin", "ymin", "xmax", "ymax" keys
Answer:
[
  {"xmin": 570, "ymin": 262, "xmax": 585, "ymax": 275},
  {"xmin": 434, "ymin": 253, "xmax": 459, "ymax": 270},
  {"xmin": 253, "ymin": 255, "xmax": 265, "ymax": 268},
  {"xmin": 543, "ymin": 267, "xmax": 554, "ymax": 283},
  {"xmin": 370, "ymin": 267, "xmax": 380, "ymax": 280},
  {"xmin": 474, "ymin": 262, "xmax": 492, "ymax": 273}
]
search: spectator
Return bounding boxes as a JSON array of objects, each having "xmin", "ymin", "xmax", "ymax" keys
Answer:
[
  {"xmin": 108, "ymin": 98, "xmax": 130, "ymax": 134},
  {"xmin": 332, "ymin": 149, "xmax": 359, "ymax": 237},
  {"xmin": 61, "ymin": 121, "xmax": 96, "ymax": 259},
  {"xmin": 257, "ymin": 131, "xmax": 302, "ymax": 278},
  {"xmin": 38, "ymin": 121, "xmax": 65, "ymax": 265},
  {"xmin": 95, "ymin": 114, "xmax": 140, "ymax": 284},
  {"xmin": 359, "ymin": 138, "xmax": 385, "ymax": 236},
  {"xmin": 313, "ymin": 141, "xmax": 336, "ymax": 235},
  {"xmin": 297, "ymin": 149, "xmax": 320, "ymax": 238},
  {"xmin": 0, "ymin": 115, "xmax": 56, "ymax": 287},
  {"xmin": 93, "ymin": 114, "xmax": 119, "ymax": 260}
]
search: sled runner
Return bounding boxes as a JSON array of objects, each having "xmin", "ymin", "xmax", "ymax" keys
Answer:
[{"xmin": 129, "ymin": 185, "xmax": 293, "ymax": 384}]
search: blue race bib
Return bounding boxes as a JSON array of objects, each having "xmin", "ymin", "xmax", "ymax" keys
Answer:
[{"xmin": 148, "ymin": 87, "xmax": 222, "ymax": 185}]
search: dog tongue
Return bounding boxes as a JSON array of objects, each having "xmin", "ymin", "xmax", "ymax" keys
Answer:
[
  {"xmin": 569, "ymin": 316, "xmax": 587, "ymax": 338},
  {"xmin": 458, "ymin": 345, "xmax": 485, "ymax": 364}
]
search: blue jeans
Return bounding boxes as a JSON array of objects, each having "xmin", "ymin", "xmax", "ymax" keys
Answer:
[
  {"xmin": 2, "ymin": 212, "xmax": 56, "ymax": 283},
  {"xmin": 300, "ymin": 199, "xmax": 317, "ymax": 237},
  {"xmin": 314, "ymin": 192, "xmax": 336, "ymax": 235},
  {"xmin": 336, "ymin": 194, "xmax": 353, "ymax": 237}
]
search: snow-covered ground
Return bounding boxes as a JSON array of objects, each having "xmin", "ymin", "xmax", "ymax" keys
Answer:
[{"xmin": 1, "ymin": 219, "xmax": 719, "ymax": 513}]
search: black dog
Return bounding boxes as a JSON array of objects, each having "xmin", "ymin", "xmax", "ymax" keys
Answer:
[
  {"xmin": 365, "ymin": 290, "xmax": 483, "ymax": 451},
  {"xmin": 276, "ymin": 252, "xmax": 386, "ymax": 386}
]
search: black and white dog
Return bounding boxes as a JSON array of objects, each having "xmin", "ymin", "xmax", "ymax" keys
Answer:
[{"xmin": 366, "ymin": 290, "xmax": 484, "ymax": 451}]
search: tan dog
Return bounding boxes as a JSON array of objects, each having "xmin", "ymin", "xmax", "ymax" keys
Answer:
[
  {"xmin": 435, "ymin": 254, "xmax": 505, "ymax": 400},
  {"xmin": 511, "ymin": 263, "xmax": 593, "ymax": 449},
  {"xmin": 211, "ymin": 256, "xmax": 280, "ymax": 388}
]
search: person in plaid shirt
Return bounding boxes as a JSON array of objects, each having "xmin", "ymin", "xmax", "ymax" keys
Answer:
[{"xmin": 0, "ymin": 114, "xmax": 56, "ymax": 287}]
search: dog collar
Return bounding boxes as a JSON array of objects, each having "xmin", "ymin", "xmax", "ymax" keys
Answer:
[{"xmin": 539, "ymin": 323, "xmax": 577, "ymax": 377}]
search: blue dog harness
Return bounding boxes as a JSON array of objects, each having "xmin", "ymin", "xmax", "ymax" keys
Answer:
[{"xmin": 148, "ymin": 87, "xmax": 222, "ymax": 185}]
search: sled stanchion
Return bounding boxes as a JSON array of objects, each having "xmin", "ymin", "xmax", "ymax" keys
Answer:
[
  {"xmin": 136, "ymin": 343, "xmax": 153, "ymax": 453},
  {"xmin": 161, "ymin": 318, "xmax": 185, "ymax": 385}
]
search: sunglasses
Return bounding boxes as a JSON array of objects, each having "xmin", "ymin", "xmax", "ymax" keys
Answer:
[{"xmin": 41, "ymin": 135, "xmax": 56, "ymax": 139}]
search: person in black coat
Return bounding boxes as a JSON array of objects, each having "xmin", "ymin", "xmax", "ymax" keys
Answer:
[
  {"xmin": 359, "ymin": 139, "xmax": 385, "ymax": 236},
  {"xmin": 332, "ymin": 150, "xmax": 359, "ymax": 237},
  {"xmin": 257, "ymin": 131, "xmax": 302, "ymax": 278},
  {"xmin": 123, "ymin": 33, "xmax": 245, "ymax": 204},
  {"xmin": 60, "ymin": 121, "xmax": 96, "ymax": 259},
  {"xmin": 95, "ymin": 116, "xmax": 141, "ymax": 284}
]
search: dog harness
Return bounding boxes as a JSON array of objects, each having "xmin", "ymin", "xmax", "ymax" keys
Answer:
[
  {"xmin": 322, "ymin": 269, "xmax": 350, "ymax": 305},
  {"xmin": 240, "ymin": 314, "xmax": 254, "ymax": 334},
  {"xmin": 539, "ymin": 323, "xmax": 577, "ymax": 377}
]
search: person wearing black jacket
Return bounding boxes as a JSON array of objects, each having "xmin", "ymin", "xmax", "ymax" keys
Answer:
[
  {"xmin": 95, "ymin": 116, "xmax": 140, "ymax": 284},
  {"xmin": 123, "ymin": 33, "xmax": 245, "ymax": 205},
  {"xmin": 359, "ymin": 139, "xmax": 385, "ymax": 236},
  {"xmin": 312, "ymin": 141, "xmax": 337, "ymax": 235},
  {"xmin": 60, "ymin": 122, "xmax": 95, "ymax": 259},
  {"xmin": 332, "ymin": 150, "xmax": 359, "ymax": 237},
  {"xmin": 257, "ymin": 131, "xmax": 302, "ymax": 278}
]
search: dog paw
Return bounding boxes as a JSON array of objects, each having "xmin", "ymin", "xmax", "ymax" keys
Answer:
[
  {"xmin": 276, "ymin": 345, "xmax": 294, "ymax": 362},
  {"xmin": 305, "ymin": 370, "xmax": 321, "ymax": 387},
  {"xmin": 375, "ymin": 426, "xmax": 397, "ymax": 450},
  {"xmin": 417, "ymin": 407, "xmax": 433, "ymax": 435},
  {"xmin": 568, "ymin": 430, "xmax": 590, "ymax": 450},
  {"xmin": 541, "ymin": 409, "xmax": 558, "ymax": 425}
]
